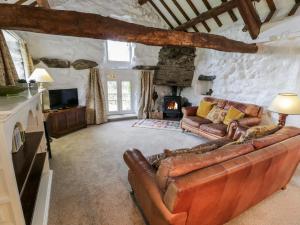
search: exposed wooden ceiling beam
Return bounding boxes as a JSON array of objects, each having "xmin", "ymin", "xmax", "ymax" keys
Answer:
[
  {"xmin": 236, "ymin": 0, "xmax": 261, "ymax": 39},
  {"xmin": 175, "ymin": 0, "xmax": 236, "ymax": 31},
  {"xmin": 0, "ymin": 4, "xmax": 258, "ymax": 53},
  {"xmin": 264, "ymin": 0, "xmax": 276, "ymax": 23},
  {"xmin": 221, "ymin": 0, "xmax": 238, "ymax": 22},
  {"xmin": 288, "ymin": 0, "xmax": 300, "ymax": 16},
  {"xmin": 186, "ymin": 0, "xmax": 211, "ymax": 32},
  {"xmin": 149, "ymin": 0, "xmax": 174, "ymax": 29},
  {"xmin": 138, "ymin": 0, "xmax": 149, "ymax": 5},
  {"xmin": 158, "ymin": 0, "xmax": 181, "ymax": 26},
  {"xmin": 36, "ymin": 0, "xmax": 50, "ymax": 8},
  {"xmin": 16, "ymin": 0, "xmax": 28, "ymax": 5},
  {"xmin": 202, "ymin": 0, "xmax": 222, "ymax": 27},
  {"xmin": 171, "ymin": 0, "xmax": 199, "ymax": 32},
  {"xmin": 29, "ymin": 1, "xmax": 38, "ymax": 7}
]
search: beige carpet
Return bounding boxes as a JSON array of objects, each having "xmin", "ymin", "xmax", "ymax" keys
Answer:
[{"xmin": 48, "ymin": 120, "xmax": 300, "ymax": 225}]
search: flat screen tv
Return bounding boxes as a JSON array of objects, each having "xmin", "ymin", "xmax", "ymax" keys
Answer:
[{"xmin": 49, "ymin": 88, "xmax": 79, "ymax": 109}]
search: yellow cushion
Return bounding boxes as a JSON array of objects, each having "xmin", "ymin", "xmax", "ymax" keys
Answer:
[
  {"xmin": 196, "ymin": 100, "xmax": 215, "ymax": 118},
  {"xmin": 223, "ymin": 106, "xmax": 245, "ymax": 125}
]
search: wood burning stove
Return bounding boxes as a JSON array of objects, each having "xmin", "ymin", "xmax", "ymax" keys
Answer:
[{"xmin": 163, "ymin": 93, "xmax": 182, "ymax": 119}]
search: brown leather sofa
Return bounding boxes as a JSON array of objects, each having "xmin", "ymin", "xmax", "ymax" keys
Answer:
[
  {"xmin": 124, "ymin": 127, "xmax": 300, "ymax": 225},
  {"xmin": 180, "ymin": 97, "xmax": 263, "ymax": 139}
]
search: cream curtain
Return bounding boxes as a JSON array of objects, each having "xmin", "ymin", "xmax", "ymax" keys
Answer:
[
  {"xmin": 19, "ymin": 40, "xmax": 34, "ymax": 80},
  {"xmin": 138, "ymin": 70, "xmax": 154, "ymax": 119},
  {"xmin": 0, "ymin": 30, "xmax": 18, "ymax": 86},
  {"xmin": 86, "ymin": 68, "xmax": 108, "ymax": 125}
]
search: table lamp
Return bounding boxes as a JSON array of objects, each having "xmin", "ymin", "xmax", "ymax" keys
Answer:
[
  {"xmin": 268, "ymin": 93, "xmax": 300, "ymax": 127},
  {"xmin": 30, "ymin": 68, "xmax": 54, "ymax": 91}
]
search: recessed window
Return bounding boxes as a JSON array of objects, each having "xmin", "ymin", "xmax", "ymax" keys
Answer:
[{"xmin": 107, "ymin": 40, "xmax": 131, "ymax": 62}]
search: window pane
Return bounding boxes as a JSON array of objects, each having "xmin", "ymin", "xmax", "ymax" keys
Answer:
[
  {"xmin": 107, "ymin": 81, "xmax": 118, "ymax": 112},
  {"xmin": 3, "ymin": 31, "xmax": 26, "ymax": 80},
  {"xmin": 107, "ymin": 40, "xmax": 131, "ymax": 62},
  {"xmin": 122, "ymin": 81, "xmax": 131, "ymax": 111}
]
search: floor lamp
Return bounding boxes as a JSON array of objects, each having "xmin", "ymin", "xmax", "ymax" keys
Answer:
[{"xmin": 268, "ymin": 93, "xmax": 300, "ymax": 127}]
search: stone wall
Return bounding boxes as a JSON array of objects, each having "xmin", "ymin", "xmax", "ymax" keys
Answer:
[{"xmin": 181, "ymin": 23, "xmax": 300, "ymax": 126}]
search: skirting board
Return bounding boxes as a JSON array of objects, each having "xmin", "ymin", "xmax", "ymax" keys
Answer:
[{"xmin": 31, "ymin": 170, "xmax": 53, "ymax": 225}]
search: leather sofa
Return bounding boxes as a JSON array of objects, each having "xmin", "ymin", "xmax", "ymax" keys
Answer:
[
  {"xmin": 123, "ymin": 126, "xmax": 300, "ymax": 225},
  {"xmin": 180, "ymin": 97, "xmax": 263, "ymax": 139}
]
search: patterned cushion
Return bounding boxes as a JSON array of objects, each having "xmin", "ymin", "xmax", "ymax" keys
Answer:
[
  {"xmin": 237, "ymin": 124, "xmax": 279, "ymax": 143},
  {"xmin": 206, "ymin": 106, "xmax": 227, "ymax": 123},
  {"xmin": 223, "ymin": 106, "xmax": 245, "ymax": 125}
]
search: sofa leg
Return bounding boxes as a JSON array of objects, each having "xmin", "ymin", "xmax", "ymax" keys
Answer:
[
  {"xmin": 281, "ymin": 185, "xmax": 287, "ymax": 190},
  {"xmin": 182, "ymin": 129, "xmax": 185, "ymax": 133}
]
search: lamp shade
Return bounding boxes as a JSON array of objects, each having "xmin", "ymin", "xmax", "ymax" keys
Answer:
[
  {"xmin": 268, "ymin": 93, "xmax": 300, "ymax": 115},
  {"xmin": 30, "ymin": 68, "xmax": 54, "ymax": 83}
]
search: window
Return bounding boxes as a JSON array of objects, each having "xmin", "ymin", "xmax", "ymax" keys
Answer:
[
  {"xmin": 107, "ymin": 80, "xmax": 133, "ymax": 114},
  {"xmin": 3, "ymin": 31, "xmax": 26, "ymax": 80},
  {"xmin": 107, "ymin": 40, "xmax": 131, "ymax": 62}
]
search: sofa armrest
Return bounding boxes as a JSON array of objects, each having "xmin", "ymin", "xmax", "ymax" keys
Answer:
[
  {"xmin": 236, "ymin": 117, "xmax": 261, "ymax": 127},
  {"xmin": 182, "ymin": 106, "xmax": 198, "ymax": 117},
  {"xmin": 227, "ymin": 120, "xmax": 248, "ymax": 140},
  {"xmin": 123, "ymin": 149, "xmax": 187, "ymax": 225}
]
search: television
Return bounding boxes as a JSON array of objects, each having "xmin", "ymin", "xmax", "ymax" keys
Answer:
[{"xmin": 49, "ymin": 88, "xmax": 79, "ymax": 109}]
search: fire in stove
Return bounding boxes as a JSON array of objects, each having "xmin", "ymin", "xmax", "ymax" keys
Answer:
[{"xmin": 167, "ymin": 101, "xmax": 178, "ymax": 110}]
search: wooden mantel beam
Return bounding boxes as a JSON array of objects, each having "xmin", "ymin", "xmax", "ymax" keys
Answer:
[{"xmin": 0, "ymin": 4, "xmax": 257, "ymax": 53}]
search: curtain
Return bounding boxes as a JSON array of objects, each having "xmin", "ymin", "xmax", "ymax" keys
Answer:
[
  {"xmin": 0, "ymin": 30, "xmax": 18, "ymax": 86},
  {"xmin": 19, "ymin": 40, "xmax": 34, "ymax": 80},
  {"xmin": 86, "ymin": 68, "xmax": 108, "ymax": 125},
  {"xmin": 138, "ymin": 70, "xmax": 154, "ymax": 119}
]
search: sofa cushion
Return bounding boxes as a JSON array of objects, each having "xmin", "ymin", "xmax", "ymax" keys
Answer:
[
  {"xmin": 156, "ymin": 143, "xmax": 254, "ymax": 190},
  {"xmin": 200, "ymin": 123, "xmax": 227, "ymax": 137},
  {"xmin": 206, "ymin": 106, "xmax": 227, "ymax": 123},
  {"xmin": 182, "ymin": 116, "xmax": 211, "ymax": 128},
  {"xmin": 251, "ymin": 126, "xmax": 300, "ymax": 149},
  {"xmin": 203, "ymin": 97, "xmax": 227, "ymax": 108},
  {"xmin": 196, "ymin": 100, "xmax": 215, "ymax": 118},
  {"xmin": 223, "ymin": 106, "xmax": 245, "ymax": 125},
  {"xmin": 224, "ymin": 100, "xmax": 261, "ymax": 117}
]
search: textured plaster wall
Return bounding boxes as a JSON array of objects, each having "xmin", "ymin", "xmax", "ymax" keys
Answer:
[
  {"xmin": 17, "ymin": 0, "xmax": 165, "ymax": 109},
  {"xmin": 181, "ymin": 23, "xmax": 300, "ymax": 126}
]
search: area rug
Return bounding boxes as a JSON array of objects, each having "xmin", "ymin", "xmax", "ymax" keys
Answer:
[{"xmin": 132, "ymin": 119, "xmax": 181, "ymax": 131}]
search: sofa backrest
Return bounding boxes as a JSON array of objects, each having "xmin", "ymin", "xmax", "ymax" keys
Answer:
[
  {"xmin": 163, "ymin": 135, "xmax": 300, "ymax": 225},
  {"xmin": 203, "ymin": 96, "xmax": 263, "ymax": 118}
]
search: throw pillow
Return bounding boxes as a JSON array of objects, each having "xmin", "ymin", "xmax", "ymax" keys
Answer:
[
  {"xmin": 223, "ymin": 106, "xmax": 245, "ymax": 125},
  {"xmin": 206, "ymin": 106, "xmax": 227, "ymax": 123},
  {"xmin": 237, "ymin": 124, "xmax": 280, "ymax": 143},
  {"xmin": 196, "ymin": 100, "xmax": 215, "ymax": 118}
]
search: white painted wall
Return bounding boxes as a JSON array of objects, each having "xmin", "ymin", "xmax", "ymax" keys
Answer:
[{"xmin": 16, "ymin": 0, "xmax": 166, "ymax": 112}]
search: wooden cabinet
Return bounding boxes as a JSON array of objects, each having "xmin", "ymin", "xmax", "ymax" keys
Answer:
[{"xmin": 46, "ymin": 106, "xmax": 87, "ymax": 138}]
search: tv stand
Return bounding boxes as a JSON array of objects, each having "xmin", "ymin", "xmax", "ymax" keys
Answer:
[{"xmin": 45, "ymin": 106, "xmax": 87, "ymax": 138}]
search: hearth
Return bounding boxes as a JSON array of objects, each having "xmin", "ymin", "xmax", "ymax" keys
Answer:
[{"xmin": 163, "ymin": 95, "xmax": 182, "ymax": 119}]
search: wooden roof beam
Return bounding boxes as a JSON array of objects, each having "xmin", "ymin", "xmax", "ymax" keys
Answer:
[
  {"xmin": 175, "ymin": 0, "xmax": 236, "ymax": 31},
  {"xmin": 158, "ymin": 0, "xmax": 181, "ymax": 26},
  {"xmin": 221, "ymin": 0, "xmax": 238, "ymax": 22},
  {"xmin": 0, "ymin": 4, "xmax": 258, "ymax": 53},
  {"xmin": 202, "ymin": 0, "xmax": 222, "ymax": 27},
  {"xmin": 149, "ymin": 0, "xmax": 174, "ymax": 29},
  {"xmin": 36, "ymin": 0, "xmax": 50, "ymax": 8},
  {"xmin": 263, "ymin": 0, "xmax": 276, "ymax": 23},
  {"xmin": 171, "ymin": 0, "xmax": 199, "ymax": 32},
  {"xmin": 288, "ymin": 0, "xmax": 300, "ymax": 16},
  {"xmin": 186, "ymin": 0, "xmax": 211, "ymax": 32},
  {"xmin": 236, "ymin": 0, "xmax": 261, "ymax": 39}
]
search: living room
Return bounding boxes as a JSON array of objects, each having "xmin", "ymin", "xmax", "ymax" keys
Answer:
[{"xmin": 0, "ymin": 0, "xmax": 300, "ymax": 225}]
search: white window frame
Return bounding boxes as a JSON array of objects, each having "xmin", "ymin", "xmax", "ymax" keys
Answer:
[{"xmin": 105, "ymin": 40, "xmax": 133, "ymax": 68}]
